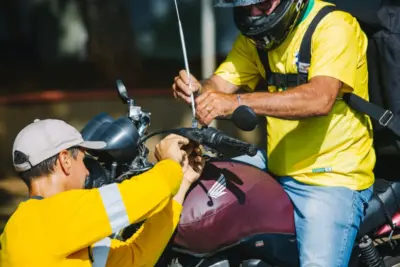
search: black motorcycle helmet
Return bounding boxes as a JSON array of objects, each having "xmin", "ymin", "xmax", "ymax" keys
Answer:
[{"xmin": 215, "ymin": 0, "xmax": 309, "ymax": 50}]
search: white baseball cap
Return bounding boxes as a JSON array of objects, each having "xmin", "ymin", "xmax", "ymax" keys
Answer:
[{"xmin": 12, "ymin": 119, "xmax": 106, "ymax": 172}]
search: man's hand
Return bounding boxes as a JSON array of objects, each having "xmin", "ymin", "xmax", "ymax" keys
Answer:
[
  {"xmin": 182, "ymin": 144, "xmax": 205, "ymax": 184},
  {"xmin": 154, "ymin": 134, "xmax": 190, "ymax": 165},
  {"xmin": 172, "ymin": 70, "xmax": 202, "ymax": 104},
  {"xmin": 173, "ymin": 143, "xmax": 206, "ymax": 204},
  {"xmin": 195, "ymin": 90, "xmax": 239, "ymax": 125}
]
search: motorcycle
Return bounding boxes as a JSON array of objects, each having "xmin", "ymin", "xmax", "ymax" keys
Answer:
[{"xmin": 81, "ymin": 81, "xmax": 400, "ymax": 267}]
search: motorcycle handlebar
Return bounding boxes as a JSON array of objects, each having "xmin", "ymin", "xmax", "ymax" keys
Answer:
[{"xmin": 173, "ymin": 127, "xmax": 258, "ymax": 157}]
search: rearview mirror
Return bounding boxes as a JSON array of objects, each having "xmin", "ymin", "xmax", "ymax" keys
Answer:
[
  {"xmin": 231, "ymin": 105, "xmax": 259, "ymax": 131},
  {"xmin": 116, "ymin": 80, "xmax": 130, "ymax": 104}
]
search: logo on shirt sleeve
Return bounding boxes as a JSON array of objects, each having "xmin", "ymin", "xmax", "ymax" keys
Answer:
[{"xmin": 294, "ymin": 51, "xmax": 310, "ymax": 74}]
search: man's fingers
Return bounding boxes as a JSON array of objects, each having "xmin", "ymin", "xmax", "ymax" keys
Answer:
[
  {"xmin": 194, "ymin": 147, "xmax": 202, "ymax": 156},
  {"xmin": 203, "ymin": 108, "xmax": 218, "ymax": 126},
  {"xmin": 181, "ymin": 150, "xmax": 188, "ymax": 165},
  {"xmin": 172, "ymin": 87, "xmax": 191, "ymax": 103},
  {"xmin": 196, "ymin": 101, "xmax": 214, "ymax": 123},
  {"xmin": 177, "ymin": 137, "xmax": 190, "ymax": 147},
  {"xmin": 197, "ymin": 106, "xmax": 215, "ymax": 126},
  {"xmin": 163, "ymin": 134, "xmax": 190, "ymax": 146},
  {"xmin": 195, "ymin": 90, "xmax": 211, "ymax": 107},
  {"xmin": 175, "ymin": 78, "xmax": 194, "ymax": 97},
  {"xmin": 183, "ymin": 142, "xmax": 195, "ymax": 155},
  {"xmin": 179, "ymin": 69, "xmax": 191, "ymax": 84},
  {"xmin": 189, "ymin": 154, "xmax": 203, "ymax": 163},
  {"xmin": 196, "ymin": 94, "xmax": 214, "ymax": 115},
  {"xmin": 194, "ymin": 155, "xmax": 203, "ymax": 163},
  {"xmin": 168, "ymin": 135, "xmax": 190, "ymax": 148},
  {"xmin": 172, "ymin": 84, "xmax": 179, "ymax": 100},
  {"xmin": 193, "ymin": 162, "xmax": 205, "ymax": 173},
  {"xmin": 176, "ymin": 91, "xmax": 192, "ymax": 104}
]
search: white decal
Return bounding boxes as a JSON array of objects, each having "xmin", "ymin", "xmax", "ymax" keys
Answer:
[{"xmin": 207, "ymin": 174, "xmax": 228, "ymax": 199}]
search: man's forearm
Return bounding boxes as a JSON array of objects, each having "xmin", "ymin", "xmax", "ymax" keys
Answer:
[
  {"xmin": 173, "ymin": 180, "xmax": 191, "ymax": 204},
  {"xmin": 240, "ymin": 83, "xmax": 337, "ymax": 119},
  {"xmin": 200, "ymin": 79, "xmax": 217, "ymax": 93},
  {"xmin": 200, "ymin": 75, "xmax": 240, "ymax": 94}
]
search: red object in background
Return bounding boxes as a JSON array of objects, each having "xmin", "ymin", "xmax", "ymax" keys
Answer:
[
  {"xmin": 0, "ymin": 88, "xmax": 170, "ymax": 105},
  {"xmin": 375, "ymin": 212, "xmax": 400, "ymax": 236}
]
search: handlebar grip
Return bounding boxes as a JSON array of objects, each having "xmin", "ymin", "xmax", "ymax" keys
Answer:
[
  {"xmin": 174, "ymin": 127, "xmax": 258, "ymax": 156},
  {"xmin": 212, "ymin": 131, "xmax": 258, "ymax": 156},
  {"xmin": 217, "ymin": 134, "xmax": 258, "ymax": 156},
  {"xmin": 203, "ymin": 127, "xmax": 258, "ymax": 156}
]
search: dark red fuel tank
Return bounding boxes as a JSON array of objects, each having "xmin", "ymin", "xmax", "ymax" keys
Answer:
[{"xmin": 173, "ymin": 160, "xmax": 295, "ymax": 254}]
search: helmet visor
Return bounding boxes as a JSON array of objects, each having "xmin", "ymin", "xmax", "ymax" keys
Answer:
[{"xmin": 214, "ymin": 0, "xmax": 267, "ymax": 7}]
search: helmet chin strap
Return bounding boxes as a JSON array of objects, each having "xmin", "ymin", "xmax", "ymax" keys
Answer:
[
  {"xmin": 261, "ymin": 36, "xmax": 271, "ymax": 48},
  {"xmin": 251, "ymin": 35, "xmax": 272, "ymax": 49}
]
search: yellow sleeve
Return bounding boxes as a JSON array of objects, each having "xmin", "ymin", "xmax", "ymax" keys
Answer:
[
  {"xmin": 214, "ymin": 34, "xmax": 261, "ymax": 91},
  {"xmin": 33, "ymin": 159, "xmax": 183, "ymax": 258},
  {"xmin": 94, "ymin": 200, "xmax": 182, "ymax": 267},
  {"xmin": 308, "ymin": 11, "xmax": 368, "ymax": 90}
]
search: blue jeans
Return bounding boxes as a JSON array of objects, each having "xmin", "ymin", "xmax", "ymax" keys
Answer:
[{"xmin": 234, "ymin": 151, "xmax": 373, "ymax": 267}]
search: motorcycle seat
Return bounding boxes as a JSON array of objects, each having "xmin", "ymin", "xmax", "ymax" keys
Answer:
[{"xmin": 359, "ymin": 179, "xmax": 400, "ymax": 236}]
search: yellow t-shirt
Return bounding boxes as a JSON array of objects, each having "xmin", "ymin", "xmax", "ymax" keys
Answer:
[
  {"xmin": 215, "ymin": 0, "xmax": 375, "ymax": 190},
  {"xmin": 0, "ymin": 160, "xmax": 183, "ymax": 267}
]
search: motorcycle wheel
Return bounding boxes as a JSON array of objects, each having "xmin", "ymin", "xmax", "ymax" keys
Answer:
[{"xmin": 384, "ymin": 256, "xmax": 400, "ymax": 267}]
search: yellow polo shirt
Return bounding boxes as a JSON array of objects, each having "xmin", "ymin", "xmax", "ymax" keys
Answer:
[{"xmin": 215, "ymin": 0, "xmax": 375, "ymax": 190}]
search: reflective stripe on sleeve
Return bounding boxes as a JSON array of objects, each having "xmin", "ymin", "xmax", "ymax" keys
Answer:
[
  {"xmin": 98, "ymin": 183, "xmax": 130, "ymax": 233},
  {"xmin": 92, "ymin": 237, "xmax": 111, "ymax": 267}
]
